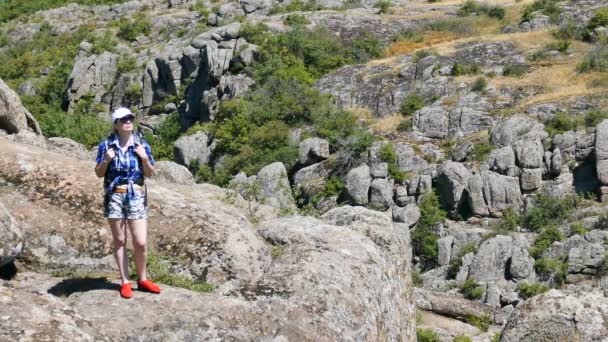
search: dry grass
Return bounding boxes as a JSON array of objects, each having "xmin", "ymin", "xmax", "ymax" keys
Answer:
[
  {"xmin": 386, "ymin": 31, "xmax": 458, "ymax": 56},
  {"xmin": 370, "ymin": 113, "xmax": 403, "ymax": 134}
]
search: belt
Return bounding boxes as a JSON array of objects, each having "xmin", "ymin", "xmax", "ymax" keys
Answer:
[{"xmin": 114, "ymin": 185, "xmax": 142, "ymax": 193}]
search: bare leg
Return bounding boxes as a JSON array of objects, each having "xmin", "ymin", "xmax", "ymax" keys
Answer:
[
  {"xmin": 128, "ymin": 219, "xmax": 148, "ymax": 281},
  {"xmin": 108, "ymin": 219, "xmax": 129, "ymax": 284}
]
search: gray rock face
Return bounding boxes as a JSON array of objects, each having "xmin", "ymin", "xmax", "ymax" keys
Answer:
[
  {"xmin": 436, "ymin": 161, "xmax": 470, "ymax": 217},
  {"xmin": 151, "ymin": 160, "xmax": 195, "ymax": 185},
  {"xmin": 491, "ymin": 115, "xmax": 548, "ymax": 147},
  {"xmin": 414, "ymin": 105, "xmax": 450, "ymax": 139},
  {"xmin": 480, "ymin": 170, "xmax": 522, "ymax": 213},
  {"xmin": 437, "ymin": 236, "xmax": 455, "ymax": 266},
  {"xmin": 501, "ymin": 289, "xmax": 608, "ymax": 342},
  {"xmin": 489, "ymin": 146, "xmax": 518, "ymax": 177},
  {"xmin": 469, "ymin": 235, "xmax": 513, "ymax": 282},
  {"xmin": 414, "ymin": 289, "xmax": 496, "ymax": 322},
  {"xmin": 299, "ymin": 137, "xmax": 330, "ymax": 166},
  {"xmin": 595, "ymin": 120, "xmax": 608, "ymax": 186},
  {"xmin": 47, "ymin": 137, "xmax": 89, "ymax": 160},
  {"xmin": 173, "ymin": 132, "xmax": 210, "ymax": 167},
  {"xmin": 520, "ymin": 168, "xmax": 542, "ymax": 191},
  {"xmin": 256, "ymin": 162, "xmax": 295, "ymax": 210},
  {"xmin": 513, "ymin": 139, "xmax": 544, "ymax": 168},
  {"xmin": 293, "ymin": 161, "xmax": 330, "ymax": 199},
  {"xmin": 0, "ymin": 202, "xmax": 23, "ymax": 267},
  {"xmin": 0, "ymin": 78, "xmax": 41, "ymax": 134},
  {"xmin": 395, "ymin": 142, "xmax": 430, "ymax": 174},
  {"xmin": 368, "ymin": 178, "xmax": 393, "ymax": 210},
  {"xmin": 392, "ymin": 204, "xmax": 420, "ymax": 227},
  {"xmin": 65, "ymin": 51, "xmax": 118, "ymax": 113},
  {"xmin": 345, "ymin": 164, "xmax": 372, "ymax": 206}
]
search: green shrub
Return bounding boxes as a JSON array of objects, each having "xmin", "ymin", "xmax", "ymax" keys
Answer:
[
  {"xmin": 462, "ymin": 314, "xmax": 491, "ymax": 332},
  {"xmin": 452, "ymin": 63, "xmax": 481, "ymax": 76},
  {"xmin": 89, "ymin": 31, "xmax": 118, "ymax": 54},
  {"xmin": 388, "ymin": 163, "xmax": 408, "ymax": 184},
  {"xmin": 417, "ymin": 328, "xmax": 441, "ymax": 342},
  {"xmin": 379, "ymin": 143, "xmax": 397, "ymax": 164},
  {"xmin": 585, "ymin": 109, "xmax": 608, "ymax": 127},
  {"xmin": 587, "ymin": 8, "xmax": 608, "ymax": 34},
  {"xmin": 530, "ymin": 226, "xmax": 565, "ymax": 258},
  {"xmin": 117, "ymin": 54, "xmax": 138, "ymax": 74},
  {"xmin": 535, "ymin": 257, "xmax": 568, "ymax": 285},
  {"xmin": 190, "ymin": 0, "xmax": 210, "ymax": 18},
  {"xmin": 470, "ymin": 139, "xmax": 494, "ymax": 161},
  {"xmin": 447, "ymin": 243, "xmax": 477, "ymax": 279},
  {"xmin": 117, "ymin": 14, "xmax": 151, "ymax": 41},
  {"xmin": 598, "ymin": 252, "xmax": 608, "ymax": 277},
  {"xmin": 323, "ymin": 176, "xmax": 344, "ymax": 197},
  {"xmin": 569, "ymin": 221, "xmax": 587, "ymax": 236},
  {"xmin": 492, "ymin": 206, "xmax": 520, "ymax": 233},
  {"xmin": 428, "ymin": 17, "xmax": 477, "ymax": 36},
  {"xmin": 0, "ymin": 0, "xmax": 129, "ymax": 23},
  {"xmin": 546, "ymin": 40, "xmax": 571, "ymax": 53},
  {"xmin": 517, "ymin": 282, "xmax": 550, "ymax": 299},
  {"xmin": 458, "ymin": 0, "xmax": 505, "ymax": 20},
  {"xmin": 491, "ymin": 332, "xmax": 501, "ymax": 342},
  {"xmin": 554, "ymin": 19, "xmax": 583, "ymax": 40},
  {"xmin": 578, "ymin": 42, "xmax": 608, "ymax": 72},
  {"xmin": 545, "ymin": 111, "xmax": 584, "ymax": 135},
  {"xmin": 270, "ymin": 0, "xmax": 324, "ymax": 14},
  {"xmin": 398, "ymin": 118, "xmax": 413, "ymax": 131},
  {"xmin": 412, "ymin": 270, "xmax": 423, "ymax": 287},
  {"xmin": 285, "ymin": 14, "xmax": 310, "ymax": 26},
  {"xmin": 194, "ymin": 164, "xmax": 213, "ymax": 183},
  {"xmin": 461, "ymin": 278, "xmax": 485, "ymax": 300},
  {"xmin": 374, "ymin": 0, "xmax": 392, "ymax": 14},
  {"xmin": 521, "ymin": 0, "xmax": 562, "ymax": 23},
  {"xmin": 503, "ymin": 64, "xmax": 528, "ymax": 77},
  {"xmin": 124, "ymin": 83, "xmax": 141, "ymax": 105},
  {"xmin": 471, "ymin": 77, "xmax": 487, "ymax": 92},
  {"xmin": 453, "ymin": 336, "xmax": 473, "ymax": 342},
  {"xmin": 412, "ymin": 49, "xmax": 434, "ymax": 62},
  {"xmin": 400, "ymin": 93, "xmax": 424, "ymax": 116},
  {"xmin": 522, "ymin": 193, "xmax": 581, "ymax": 232},
  {"xmin": 351, "ymin": 32, "xmax": 386, "ymax": 63},
  {"xmin": 412, "ymin": 191, "xmax": 447, "ymax": 269}
]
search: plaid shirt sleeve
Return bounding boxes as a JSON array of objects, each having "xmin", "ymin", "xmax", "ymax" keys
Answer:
[
  {"xmin": 96, "ymin": 141, "xmax": 107, "ymax": 165},
  {"xmin": 142, "ymin": 140, "xmax": 155, "ymax": 166}
]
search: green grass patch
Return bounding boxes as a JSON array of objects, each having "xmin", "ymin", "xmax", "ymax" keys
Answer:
[
  {"xmin": 412, "ymin": 191, "xmax": 447, "ymax": 269},
  {"xmin": 517, "ymin": 282, "xmax": 550, "ymax": 299},
  {"xmin": 417, "ymin": 328, "xmax": 441, "ymax": 342},
  {"xmin": 0, "ymin": 0, "xmax": 130, "ymax": 23},
  {"xmin": 460, "ymin": 278, "xmax": 485, "ymax": 300}
]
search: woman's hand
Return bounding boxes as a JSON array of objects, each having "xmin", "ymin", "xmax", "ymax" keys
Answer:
[
  {"xmin": 104, "ymin": 148, "xmax": 116, "ymax": 163},
  {"xmin": 134, "ymin": 145, "xmax": 149, "ymax": 161}
]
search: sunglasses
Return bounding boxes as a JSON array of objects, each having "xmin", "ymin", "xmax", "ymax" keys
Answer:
[{"xmin": 117, "ymin": 115, "xmax": 135, "ymax": 124}]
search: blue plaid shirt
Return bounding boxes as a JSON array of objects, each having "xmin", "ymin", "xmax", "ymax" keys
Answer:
[{"xmin": 96, "ymin": 134, "xmax": 155, "ymax": 201}]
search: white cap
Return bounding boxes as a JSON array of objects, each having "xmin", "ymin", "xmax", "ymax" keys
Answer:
[{"xmin": 111, "ymin": 107, "xmax": 134, "ymax": 122}]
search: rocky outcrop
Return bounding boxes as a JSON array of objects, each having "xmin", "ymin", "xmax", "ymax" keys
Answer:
[
  {"xmin": 299, "ymin": 137, "xmax": 330, "ymax": 166},
  {"xmin": 256, "ymin": 162, "xmax": 295, "ymax": 210},
  {"xmin": 151, "ymin": 160, "xmax": 195, "ymax": 185},
  {"xmin": 501, "ymin": 289, "xmax": 608, "ymax": 342},
  {"xmin": 0, "ymin": 78, "xmax": 41, "ymax": 135},
  {"xmin": 345, "ymin": 164, "xmax": 372, "ymax": 206},
  {"xmin": 173, "ymin": 131, "xmax": 211, "ymax": 167},
  {"xmin": 595, "ymin": 120, "xmax": 608, "ymax": 201},
  {"xmin": 0, "ymin": 202, "xmax": 23, "ymax": 267},
  {"xmin": 65, "ymin": 51, "xmax": 118, "ymax": 113},
  {"xmin": 490, "ymin": 115, "xmax": 548, "ymax": 147}
]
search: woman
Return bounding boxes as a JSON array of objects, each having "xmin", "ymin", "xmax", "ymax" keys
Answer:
[{"xmin": 95, "ymin": 107, "xmax": 161, "ymax": 299}]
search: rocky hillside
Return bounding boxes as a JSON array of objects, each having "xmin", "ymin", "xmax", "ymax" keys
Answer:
[{"xmin": 2, "ymin": 0, "xmax": 608, "ymax": 340}]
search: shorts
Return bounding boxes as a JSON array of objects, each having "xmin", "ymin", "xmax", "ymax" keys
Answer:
[{"xmin": 104, "ymin": 190, "xmax": 148, "ymax": 220}]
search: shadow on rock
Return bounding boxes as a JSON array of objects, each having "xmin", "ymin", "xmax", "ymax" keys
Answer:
[
  {"xmin": 0, "ymin": 261, "xmax": 17, "ymax": 280},
  {"xmin": 48, "ymin": 277, "xmax": 119, "ymax": 297}
]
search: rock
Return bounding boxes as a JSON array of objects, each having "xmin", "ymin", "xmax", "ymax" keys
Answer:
[
  {"xmin": 0, "ymin": 202, "xmax": 23, "ymax": 267},
  {"xmin": 256, "ymin": 162, "xmax": 295, "ymax": 210},
  {"xmin": 47, "ymin": 137, "xmax": 89, "ymax": 159},
  {"xmin": 567, "ymin": 241, "xmax": 605, "ymax": 275},
  {"xmin": 395, "ymin": 142, "xmax": 430, "ymax": 174},
  {"xmin": 495, "ymin": 304, "xmax": 515, "ymax": 325},
  {"xmin": 345, "ymin": 164, "xmax": 372, "ymax": 206},
  {"xmin": 601, "ymin": 277, "xmax": 608, "ymax": 296},
  {"xmin": 413, "ymin": 105, "xmax": 449, "ymax": 139},
  {"xmin": 452, "ymin": 141, "xmax": 474, "ymax": 162},
  {"xmin": 513, "ymin": 139, "xmax": 544, "ymax": 169},
  {"xmin": 17, "ymin": 81, "xmax": 36, "ymax": 97},
  {"xmin": 408, "ymin": 175, "xmax": 433, "ymax": 197},
  {"xmin": 486, "ymin": 283, "xmax": 502, "ymax": 308},
  {"xmin": 501, "ymin": 289, "xmax": 608, "ymax": 341},
  {"xmin": 299, "ymin": 137, "xmax": 330, "ymax": 166},
  {"xmin": 151, "ymin": 160, "xmax": 195, "ymax": 185},
  {"xmin": 293, "ymin": 161, "xmax": 330, "ymax": 199},
  {"xmin": 550, "ymin": 148, "xmax": 562, "ymax": 176},
  {"xmin": 488, "ymin": 146, "xmax": 518, "ymax": 177},
  {"xmin": 392, "ymin": 204, "xmax": 420, "ymax": 227},
  {"xmin": 529, "ymin": 15, "xmax": 551, "ymax": 31},
  {"xmin": 520, "ymin": 168, "xmax": 542, "ymax": 191},
  {"xmin": 0, "ymin": 78, "xmax": 42, "ymax": 134},
  {"xmin": 436, "ymin": 161, "xmax": 470, "ymax": 217},
  {"xmin": 455, "ymin": 252, "xmax": 474, "ymax": 286},
  {"xmin": 437, "ymin": 236, "xmax": 455, "ymax": 266},
  {"xmin": 173, "ymin": 132, "xmax": 210, "ymax": 167},
  {"xmin": 369, "ymin": 178, "xmax": 394, "ymax": 210},
  {"xmin": 469, "ymin": 235, "xmax": 512, "ymax": 282},
  {"xmin": 491, "ymin": 115, "xmax": 548, "ymax": 147},
  {"xmin": 595, "ymin": 120, "xmax": 608, "ymax": 186},
  {"xmin": 368, "ymin": 141, "xmax": 389, "ymax": 177},
  {"xmin": 65, "ymin": 52, "xmax": 117, "ymax": 113},
  {"xmin": 481, "ymin": 170, "xmax": 522, "ymax": 213},
  {"xmin": 394, "ymin": 186, "xmax": 411, "ymax": 206},
  {"xmin": 414, "ymin": 289, "xmax": 496, "ymax": 322},
  {"xmin": 509, "ymin": 235, "xmax": 536, "ymax": 281}
]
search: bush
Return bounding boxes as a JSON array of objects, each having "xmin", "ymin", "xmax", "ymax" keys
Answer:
[
  {"xmin": 323, "ymin": 176, "xmax": 344, "ymax": 197},
  {"xmin": 491, "ymin": 333, "xmax": 501, "ymax": 342},
  {"xmin": 124, "ymin": 83, "xmax": 141, "ymax": 105},
  {"xmin": 117, "ymin": 14, "xmax": 151, "ymax": 41},
  {"xmin": 412, "ymin": 270, "xmax": 423, "ymax": 287},
  {"xmin": 586, "ymin": 8, "xmax": 608, "ymax": 34},
  {"xmin": 545, "ymin": 111, "xmax": 584, "ymax": 135},
  {"xmin": 461, "ymin": 278, "xmax": 485, "ymax": 300},
  {"xmin": 351, "ymin": 32, "xmax": 386, "ymax": 63},
  {"xmin": 569, "ymin": 221, "xmax": 587, "ymax": 236},
  {"xmin": 89, "ymin": 31, "xmax": 118, "ymax": 54},
  {"xmin": 578, "ymin": 42, "xmax": 608, "ymax": 72},
  {"xmin": 0, "ymin": 0, "xmax": 129, "ymax": 23},
  {"xmin": 492, "ymin": 206, "xmax": 520, "ymax": 233},
  {"xmin": 458, "ymin": 0, "xmax": 505, "ymax": 20},
  {"xmin": 585, "ymin": 109, "xmax": 608, "ymax": 127},
  {"xmin": 400, "ymin": 93, "xmax": 424, "ymax": 116},
  {"xmin": 462, "ymin": 314, "xmax": 491, "ymax": 332},
  {"xmin": 428, "ymin": 17, "xmax": 477, "ymax": 36},
  {"xmin": 471, "ymin": 77, "xmax": 487, "ymax": 92},
  {"xmin": 447, "ymin": 243, "xmax": 477, "ymax": 279},
  {"xmin": 522, "ymin": 193, "xmax": 581, "ymax": 232},
  {"xmin": 517, "ymin": 282, "xmax": 550, "ymax": 299},
  {"xmin": 412, "ymin": 191, "xmax": 447, "ymax": 268},
  {"xmin": 452, "ymin": 63, "xmax": 481, "ymax": 76},
  {"xmin": 417, "ymin": 329, "xmax": 440, "ymax": 342},
  {"xmin": 470, "ymin": 139, "xmax": 494, "ymax": 161},
  {"xmin": 374, "ymin": 0, "xmax": 392, "ymax": 14},
  {"xmin": 535, "ymin": 257, "xmax": 568, "ymax": 285},
  {"xmin": 285, "ymin": 14, "xmax": 310, "ymax": 26},
  {"xmin": 453, "ymin": 336, "xmax": 473, "ymax": 342},
  {"xmin": 521, "ymin": 0, "xmax": 562, "ymax": 23},
  {"xmin": 116, "ymin": 54, "xmax": 138, "ymax": 74},
  {"xmin": 503, "ymin": 64, "xmax": 528, "ymax": 77},
  {"xmin": 194, "ymin": 164, "xmax": 213, "ymax": 183},
  {"xmin": 530, "ymin": 226, "xmax": 565, "ymax": 258},
  {"xmin": 397, "ymin": 118, "xmax": 413, "ymax": 131}
]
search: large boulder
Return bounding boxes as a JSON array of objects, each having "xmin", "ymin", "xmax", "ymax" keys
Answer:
[
  {"xmin": 298, "ymin": 137, "xmax": 330, "ymax": 166},
  {"xmin": 151, "ymin": 160, "xmax": 195, "ymax": 185},
  {"xmin": 64, "ymin": 51, "xmax": 117, "ymax": 113},
  {"xmin": 595, "ymin": 120, "xmax": 608, "ymax": 186},
  {"xmin": 501, "ymin": 289, "xmax": 608, "ymax": 342},
  {"xmin": 173, "ymin": 131, "xmax": 211, "ymax": 167},
  {"xmin": 293, "ymin": 161, "xmax": 330, "ymax": 199},
  {"xmin": 256, "ymin": 162, "xmax": 295, "ymax": 210},
  {"xmin": 468, "ymin": 234, "xmax": 535, "ymax": 283},
  {"xmin": 436, "ymin": 161, "xmax": 470, "ymax": 217},
  {"xmin": 0, "ymin": 202, "xmax": 23, "ymax": 267},
  {"xmin": 0, "ymin": 78, "xmax": 41, "ymax": 134},
  {"xmin": 368, "ymin": 178, "xmax": 394, "ymax": 210},
  {"xmin": 490, "ymin": 115, "xmax": 548, "ymax": 147},
  {"xmin": 345, "ymin": 164, "xmax": 372, "ymax": 206}
]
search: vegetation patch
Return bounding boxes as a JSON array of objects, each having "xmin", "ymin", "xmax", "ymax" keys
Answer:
[
  {"xmin": 460, "ymin": 278, "xmax": 485, "ymax": 300},
  {"xmin": 522, "ymin": 193, "xmax": 581, "ymax": 232},
  {"xmin": 517, "ymin": 282, "xmax": 550, "ymax": 299},
  {"xmin": 447, "ymin": 243, "xmax": 477, "ymax": 279},
  {"xmin": 458, "ymin": 0, "xmax": 505, "ymax": 20},
  {"xmin": 417, "ymin": 328, "xmax": 441, "ymax": 342},
  {"xmin": 412, "ymin": 191, "xmax": 447, "ymax": 269},
  {"xmin": 521, "ymin": 0, "xmax": 562, "ymax": 24},
  {"xmin": 0, "ymin": 0, "xmax": 129, "ymax": 23}
]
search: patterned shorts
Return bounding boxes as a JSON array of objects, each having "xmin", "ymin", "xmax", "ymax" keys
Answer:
[{"xmin": 104, "ymin": 190, "xmax": 148, "ymax": 220}]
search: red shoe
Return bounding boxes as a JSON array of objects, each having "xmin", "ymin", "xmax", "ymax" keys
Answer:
[
  {"xmin": 138, "ymin": 279, "xmax": 161, "ymax": 294},
  {"xmin": 120, "ymin": 283, "xmax": 132, "ymax": 299}
]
